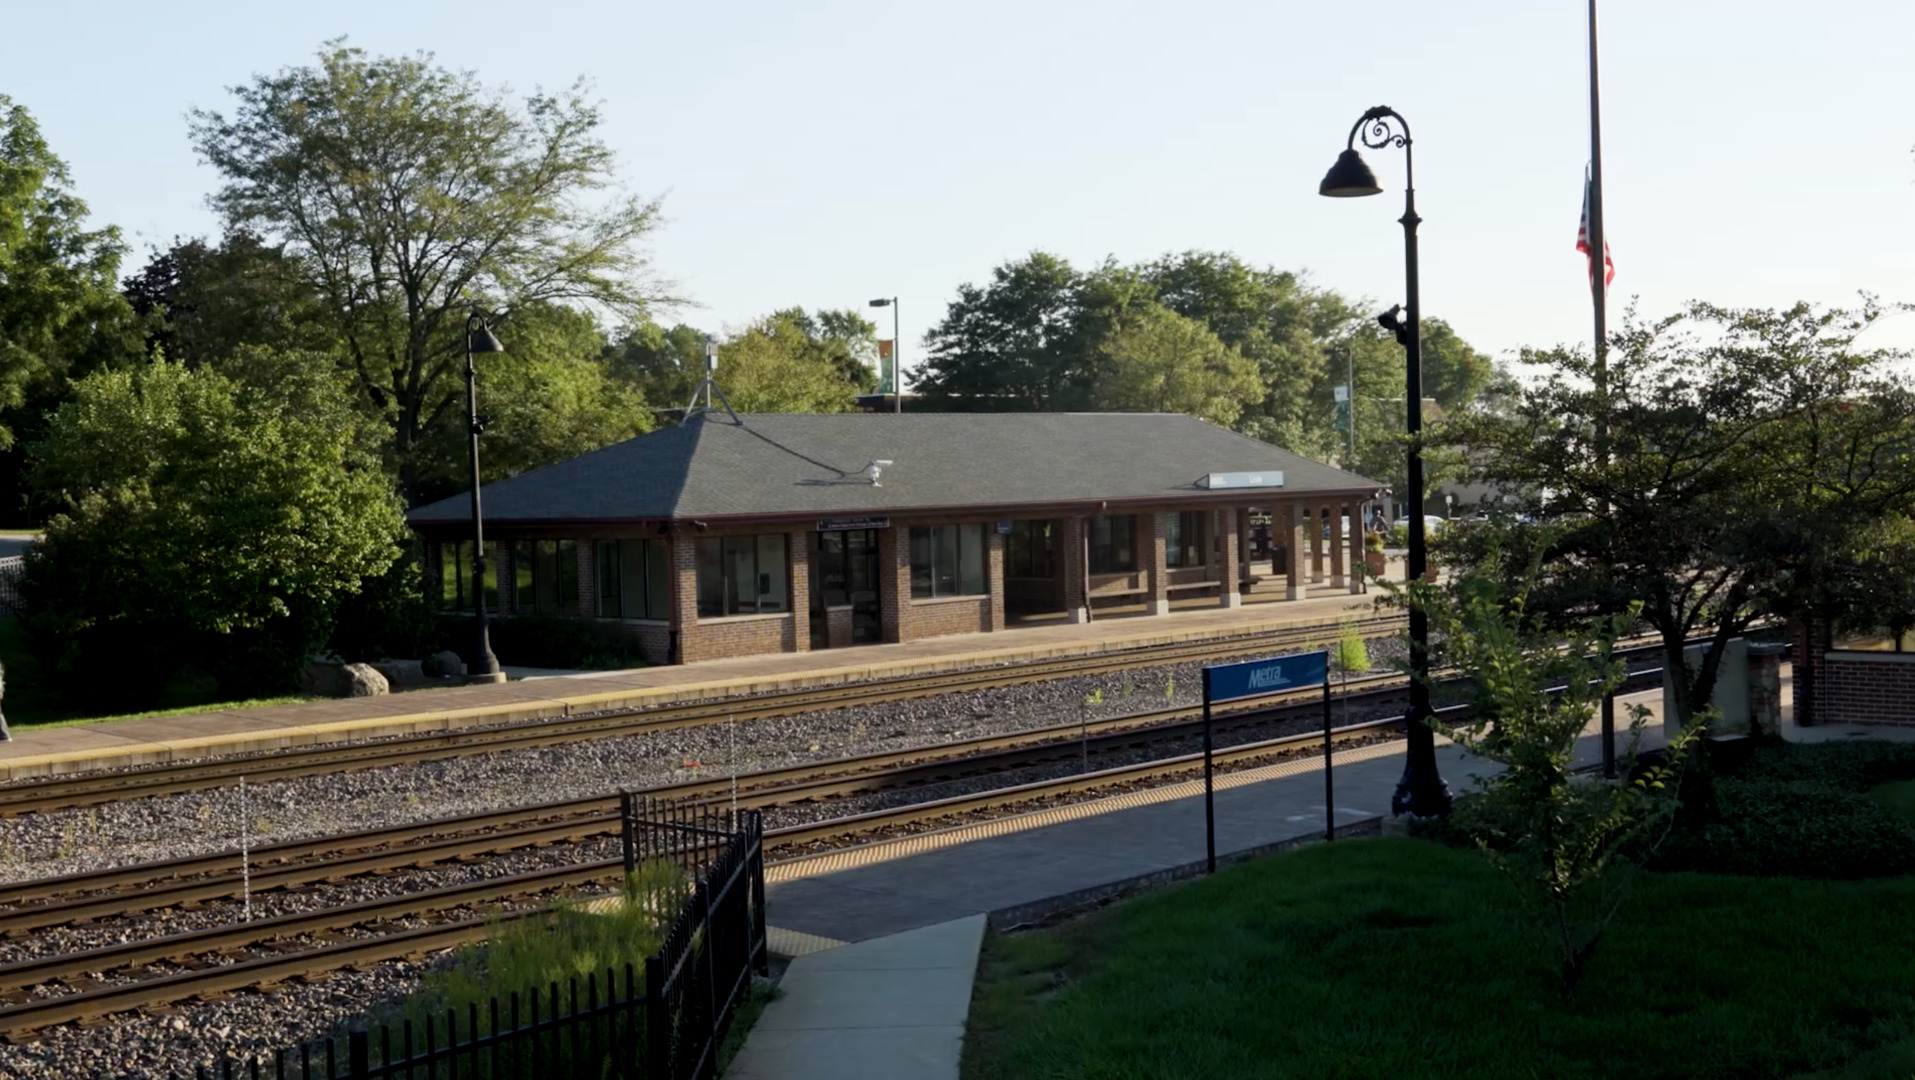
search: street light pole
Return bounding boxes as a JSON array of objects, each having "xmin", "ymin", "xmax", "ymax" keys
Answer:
[
  {"xmin": 464, "ymin": 313, "xmax": 507, "ymax": 684},
  {"xmin": 868, "ymin": 297, "xmax": 900, "ymax": 412},
  {"xmin": 1320, "ymin": 105, "xmax": 1450, "ymax": 818}
]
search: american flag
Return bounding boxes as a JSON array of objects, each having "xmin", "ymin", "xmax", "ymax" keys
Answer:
[{"xmin": 1576, "ymin": 173, "xmax": 1614, "ymax": 290}]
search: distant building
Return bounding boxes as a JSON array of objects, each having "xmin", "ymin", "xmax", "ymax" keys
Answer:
[{"xmin": 407, "ymin": 412, "xmax": 1385, "ymax": 664}]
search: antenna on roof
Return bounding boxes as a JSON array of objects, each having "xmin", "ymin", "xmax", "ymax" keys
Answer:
[{"xmin": 679, "ymin": 335, "xmax": 742, "ymax": 425}]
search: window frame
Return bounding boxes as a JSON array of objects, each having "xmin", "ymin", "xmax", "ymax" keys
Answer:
[{"xmin": 909, "ymin": 523, "xmax": 990, "ymax": 599}]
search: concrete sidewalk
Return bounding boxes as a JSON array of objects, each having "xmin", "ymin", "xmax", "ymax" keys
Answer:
[
  {"xmin": 725, "ymin": 915, "xmax": 987, "ymax": 1080},
  {"xmin": 0, "ymin": 584, "xmax": 1381, "ymax": 781},
  {"xmin": 722, "ymin": 690, "xmax": 1665, "ymax": 1078}
]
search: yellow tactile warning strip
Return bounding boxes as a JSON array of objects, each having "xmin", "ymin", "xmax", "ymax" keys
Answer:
[
  {"xmin": 766, "ymin": 926, "xmax": 849, "ymax": 958},
  {"xmin": 765, "ymin": 739, "xmax": 1406, "ymax": 885}
]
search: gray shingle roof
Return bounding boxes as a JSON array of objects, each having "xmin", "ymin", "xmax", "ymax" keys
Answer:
[{"xmin": 407, "ymin": 412, "xmax": 1385, "ymax": 526}]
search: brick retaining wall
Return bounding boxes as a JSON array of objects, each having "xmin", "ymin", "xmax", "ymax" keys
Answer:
[{"xmin": 1820, "ymin": 650, "xmax": 1915, "ymax": 726}]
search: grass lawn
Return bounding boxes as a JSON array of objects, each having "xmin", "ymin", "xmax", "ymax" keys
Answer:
[
  {"xmin": 964, "ymin": 838, "xmax": 1915, "ymax": 1080},
  {"xmin": 0, "ymin": 617, "xmax": 310, "ymax": 729}
]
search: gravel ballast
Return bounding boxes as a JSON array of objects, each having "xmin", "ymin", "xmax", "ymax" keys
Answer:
[{"xmin": 0, "ymin": 638, "xmax": 1409, "ymax": 1079}]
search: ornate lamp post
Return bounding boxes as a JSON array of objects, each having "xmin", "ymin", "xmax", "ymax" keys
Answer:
[
  {"xmin": 464, "ymin": 313, "xmax": 506, "ymax": 684},
  {"xmin": 1320, "ymin": 105, "xmax": 1450, "ymax": 817}
]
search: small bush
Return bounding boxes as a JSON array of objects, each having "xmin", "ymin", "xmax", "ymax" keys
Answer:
[
  {"xmin": 484, "ymin": 614, "xmax": 649, "ymax": 670},
  {"xmin": 1650, "ymin": 743, "xmax": 1915, "ymax": 879}
]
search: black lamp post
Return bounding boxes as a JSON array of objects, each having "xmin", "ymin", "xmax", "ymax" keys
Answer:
[
  {"xmin": 868, "ymin": 297, "xmax": 900, "ymax": 413},
  {"xmin": 464, "ymin": 312, "xmax": 506, "ymax": 684},
  {"xmin": 1320, "ymin": 105, "xmax": 1450, "ymax": 818}
]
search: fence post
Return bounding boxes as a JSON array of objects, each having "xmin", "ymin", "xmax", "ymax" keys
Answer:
[
  {"xmin": 620, "ymin": 789, "xmax": 637, "ymax": 880},
  {"xmin": 348, "ymin": 1030, "xmax": 369, "ymax": 1079},
  {"xmin": 1601, "ymin": 689, "xmax": 1617, "ymax": 780},
  {"xmin": 645, "ymin": 954, "xmax": 666, "ymax": 1079}
]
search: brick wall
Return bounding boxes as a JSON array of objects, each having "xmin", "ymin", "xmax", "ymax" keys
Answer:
[
  {"xmin": 674, "ymin": 524, "xmax": 802, "ymax": 663},
  {"xmin": 1819, "ymin": 650, "xmax": 1915, "ymax": 726},
  {"xmin": 1145, "ymin": 511, "xmax": 1170, "ymax": 610}
]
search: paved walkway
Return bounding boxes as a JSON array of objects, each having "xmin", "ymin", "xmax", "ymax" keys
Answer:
[
  {"xmin": 0, "ymin": 581, "xmax": 1382, "ymax": 781},
  {"xmin": 725, "ymin": 685, "xmax": 1675, "ymax": 1078}
]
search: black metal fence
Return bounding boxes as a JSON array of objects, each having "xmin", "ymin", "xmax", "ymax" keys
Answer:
[{"xmin": 189, "ymin": 798, "xmax": 767, "ymax": 1080}]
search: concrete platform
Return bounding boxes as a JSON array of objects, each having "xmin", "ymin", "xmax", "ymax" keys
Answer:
[
  {"xmin": 730, "ymin": 686, "xmax": 1671, "ymax": 1078},
  {"xmin": 0, "ymin": 584, "xmax": 1383, "ymax": 781}
]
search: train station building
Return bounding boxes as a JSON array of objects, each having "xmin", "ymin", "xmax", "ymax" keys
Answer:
[{"xmin": 407, "ymin": 412, "xmax": 1387, "ymax": 665}]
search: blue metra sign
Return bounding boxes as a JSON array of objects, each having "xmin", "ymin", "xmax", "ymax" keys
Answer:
[{"xmin": 1205, "ymin": 650, "xmax": 1328, "ymax": 703}]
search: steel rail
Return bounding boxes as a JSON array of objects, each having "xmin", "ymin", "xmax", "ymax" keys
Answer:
[
  {"xmin": 0, "ymin": 661, "xmax": 1673, "ymax": 1036},
  {"xmin": 0, "ymin": 673, "xmax": 1408, "ymax": 930},
  {"xmin": 0, "ymin": 616, "xmax": 1407, "ymax": 817}
]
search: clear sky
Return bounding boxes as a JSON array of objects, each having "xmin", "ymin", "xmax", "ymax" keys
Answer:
[{"xmin": 6, "ymin": 0, "xmax": 1913, "ymax": 368}]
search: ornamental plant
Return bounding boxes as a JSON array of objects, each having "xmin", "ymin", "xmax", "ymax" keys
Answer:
[{"xmin": 1389, "ymin": 569, "xmax": 1698, "ymax": 997}]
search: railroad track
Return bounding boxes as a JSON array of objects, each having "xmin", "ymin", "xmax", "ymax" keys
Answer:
[
  {"xmin": 0, "ymin": 660, "xmax": 1676, "ymax": 1038},
  {"xmin": 0, "ymin": 671, "xmax": 1411, "ymax": 933},
  {"xmin": 0, "ymin": 615, "xmax": 1410, "ymax": 817}
]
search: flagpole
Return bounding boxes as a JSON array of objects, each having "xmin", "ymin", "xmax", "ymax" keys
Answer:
[{"xmin": 1588, "ymin": 0, "xmax": 1608, "ymax": 427}]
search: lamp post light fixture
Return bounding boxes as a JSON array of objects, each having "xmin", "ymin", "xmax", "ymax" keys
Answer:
[
  {"xmin": 868, "ymin": 297, "xmax": 901, "ymax": 413},
  {"xmin": 1320, "ymin": 105, "xmax": 1450, "ymax": 818},
  {"xmin": 464, "ymin": 312, "xmax": 507, "ymax": 685}
]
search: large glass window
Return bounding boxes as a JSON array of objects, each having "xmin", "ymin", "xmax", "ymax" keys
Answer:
[
  {"xmin": 439, "ymin": 541, "xmax": 500, "ymax": 611},
  {"xmin": 696, "ymin": 535, "xmax": 789, "ymax": 617},
  {"xmin": 594, "ymin": 539, "xmax": 671, "ymax": 620},
  {"xmin": 1089, "ymin": 515, "xmax": 1136, "ymax": 574},
  {"xmin": 1165, "ymin": 511, "xmax": 1208, "ymax": 568},
  {"xmin": 512, "ymin": 539, "xmax": 579, "ymax": 615},
  {"xmin": 910, "ymin": 523, "xmax": 988, "ymax": 599},
  {"xmin": 1007, "ymin": 520, "xmax": 1055, "ymax": 579}
]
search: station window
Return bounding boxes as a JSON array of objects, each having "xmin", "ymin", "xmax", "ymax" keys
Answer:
[
  {"xmin": 512, "ymin": 539, "xmax": 579, "ymax": 616},
  {"xmin": 910, "ymin": 523, "xmax": 987, "ymax": 598},
  {"xmin": 696, "ymin": 535, "xmax": 789, "ymax": 617},
  {"xmin": 438, "ymin": 540, "xmax": 500, "ymax": 612},
  {"xmin": 595, "ymin": 539, "xmax": 670, "ymax": 619},
  {"xmin": 1089, "ymin": 515, "xmax": 1136, "ymax": 574},
  {"xmin": 1006, "ymin": 520, "xmax": 1055, "ymax": 579},
  {"xmin": 1165, "ymin": 511, "xmax": 1208, "ymax": 568}
]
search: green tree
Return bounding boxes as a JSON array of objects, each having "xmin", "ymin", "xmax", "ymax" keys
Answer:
[
  {"xmin": 1090, "ymin": 302, "xmax": 1261, "ymax": 425},
  {"xmin": 121, "ymin": 230, "xmax": 335, "ymax": 369},
  {"xmin": 190, "ymin": 41, "xmax": 669, "ymax": 505},
  {"xmin": 918, "ymin": 252, "xmax": 1090, "ymax": 410},
  {"xmin": 1443, "ymin": 300, "xmax": 1915, "ymax": 727},
  {"xmin": 1399, "ymin": 572, "xmax": 1693, "ymax": 998},
  {"xmin": 0, "ymin": 96, "xmax": 139, "ymax": 432},
  {"xmin": 21, "ymin": 360, "xmax": 403, "ymax": 706},
  {"xmin": 713, "ymin": 313, "xmax": 861, "ymax": 414},
  {"xmin": 606, "ymin": 320, "xmax": 708, "ymax": 412},
  {"xmin": 0, "ymin": 96, "xmax": 143, "ymax": 525},
  {"xmin": 416, "ymin": 303, "xmax": 650, "ymax": 497}
]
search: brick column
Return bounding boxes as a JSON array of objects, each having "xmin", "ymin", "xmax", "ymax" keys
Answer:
[
  {"xmin": 576, "ymin": 539, "xmax": 597, "ymax": 618},
  {"xmin": 1794, "ymin": 615, "xmax": 1830, "ymax": 727},
  {"xmin": 987, "ymin": 526, "xmax": 1007, "ymax": 631},
  {"xmin": 879, "ymin": 526, "xmax": 909, "ymax": 643},
  {"xmin": 1144, "ymin": 511, "xmax": 1170, "ymax": 616},
  {"xmin": 786, "ymin": 529, "xmax": 810, "ymax": 653},
  {"xmin": 1309, "ymin": 505, "xmax": 1326, "ymax": 584},
  {"xmin": 1218, "ymin": 507, "xmax": 1241, "ymax": 608},
  {"xmin": 1330, "ymin": 503, "xmax": 1347, "ymax": 589},
  {"xmin": 1348, "ymin": 501, "xmax": 1366, "ymax": 594},
  {"xmin": 1281, "ymin": 502, "xmax": 1304, "ymax": 600},
  {"xmin": 1061, "ymin": 516, "xmax": 1088, "ymax": 623},
  {"xmin": 1237, "ymin": 508, "xmax": 1251, "ymax": 593},
  {"xmin": 668, "ymin": 532, "xmax": 699, "ymax": 664}
]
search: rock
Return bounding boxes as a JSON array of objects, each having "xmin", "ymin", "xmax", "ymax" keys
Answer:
[
  {"xmin": 300, "ymin": 661, "xmax": 345, "ymax": 698},
  {"xmin": 368, "ymin": 659, "xmax": 426, "ymax": 688},
  {"xmin": 424, "ymin": 651, "xmax": 467, "ymax": 679},
  {"xmin": 341, "ymin": 663, "xmax": 389, "ymax": 697}
]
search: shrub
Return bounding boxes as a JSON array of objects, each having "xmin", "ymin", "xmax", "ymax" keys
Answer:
[
  {"xmin": 1650, "ymin": 743, "xmax": 1915, "ymax": 879},
  {"xmin": 327, "ymin": 545, "xmax": 446, "ymax": 663},
  {"xmin": 21, "ymin": 360, "xmax": 400, "ymax": 707}
]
